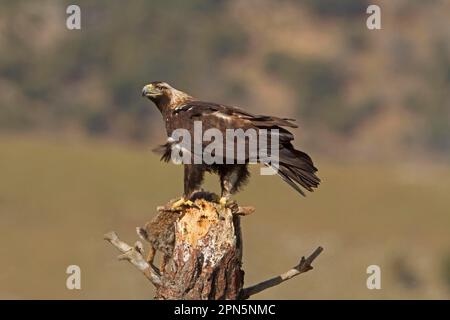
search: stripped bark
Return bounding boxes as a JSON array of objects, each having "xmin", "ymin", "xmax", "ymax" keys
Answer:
[
  {"xmin": 154, "ymin": 198, "xmax": 244, "ymax": 299},
  {"xmin": 104, "ymin": 194, "xmax": 323, "ymax": 299}
]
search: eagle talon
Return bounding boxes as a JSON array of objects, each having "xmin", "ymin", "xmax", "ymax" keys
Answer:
[
  {"xmin": 171, "ymin": 197, "xmax": 199, "ymax": 210},
  {"xmin": 219, "ymin": 197, "xmax": 229, "ymax": 207},
  {"xmin": 186, "ymin": 199, "xmax": 202, "ymax": 209},
  {"xmin": 170, "ymin": 197, "xmax": 186, "ymax": 210}
]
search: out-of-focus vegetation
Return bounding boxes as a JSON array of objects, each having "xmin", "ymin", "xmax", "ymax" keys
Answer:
[
  {"xmin": 0, "ymin": 0, "xmax": 449, "ymax": 159},
  {"xmin": 1, "ymin": 135, "xmax": 450, "ymax": 299},
  {"xmin": 442, "ymin": 253, "xmax": 450, "ymax": 293},
  {"xmin": 0, "ymin": 0, "xmax": 449, "ymax": 300}
]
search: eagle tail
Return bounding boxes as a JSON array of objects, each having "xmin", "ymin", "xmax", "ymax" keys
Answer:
[{"xmin": 273, "ymin": 146, "xmax": 320, "ymax": 197}]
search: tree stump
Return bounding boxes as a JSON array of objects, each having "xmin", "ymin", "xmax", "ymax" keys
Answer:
[
  {"xmin": 154, "ymin": 198, "xmax": 244, "ymax": 299},
  {"xmin": 104, "ymin": 193, "xmax": 323, "ymax": 300}
]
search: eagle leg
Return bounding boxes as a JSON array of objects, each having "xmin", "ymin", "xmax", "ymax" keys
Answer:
[
  {"xmin": 169, "ymin": 165, "xmax": 205, "ymax": 210},
  {"xmin": 219, "ymin": 165, "xmax": 250, "ymax": 206},
  {"xmin": 183, "ymin": 164, "xmax": 205, "ymax": 198}
]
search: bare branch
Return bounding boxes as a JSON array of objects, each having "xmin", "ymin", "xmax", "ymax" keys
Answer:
[
  {"xmin": 104, "ymin": 196, "xmax": 323, "ymax": 299},
  {"xmin": 240, "ymin": 246, "xmax": 323, "ymax": 299},
  {"xmin": 235, "ymin": 206, "xmax": 255, "ymax": 216},
  {"xmin": 104, "ymin": 231, "xmax": 161, "ymax": 287}
]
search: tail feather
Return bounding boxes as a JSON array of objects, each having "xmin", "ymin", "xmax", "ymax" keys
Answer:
[
  {"xmin": 276, "ymin": 164, "xmax": 306, "ymax": 196},
  {"xmin": 275, "ymin": 145, "xmax": 320, "ymax": 196}
]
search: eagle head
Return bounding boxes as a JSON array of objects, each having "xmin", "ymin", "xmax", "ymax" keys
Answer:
[{"xmin": 142, "ymin": 81, "xmax": 192, "ymax": 111}]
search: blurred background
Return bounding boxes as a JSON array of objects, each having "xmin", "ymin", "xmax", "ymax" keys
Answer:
[{"xmin": 0, "ymin": 0, "xmax": 449, "ymax": 299}]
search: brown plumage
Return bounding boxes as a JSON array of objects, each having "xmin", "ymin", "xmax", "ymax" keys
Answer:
[{"xmin": 142, "ymin": 81, "xmax": 320, "ymax": 202}]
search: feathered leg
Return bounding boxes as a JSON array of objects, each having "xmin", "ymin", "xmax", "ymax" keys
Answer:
[
  {"xmin": 172, "ymin": 164, "xmax": 205, "ymax": 209},
  {"xmin": 184, "ymin": 164, "xmax": 205, "ymax": 197},
  {"xmin": 219, "ymin": 165, "xmax": 250, "ymax": 205}
]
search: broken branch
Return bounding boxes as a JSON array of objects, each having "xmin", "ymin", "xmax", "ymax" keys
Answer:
[
  {"xmin": 240, "ymin": 246, "xmax": 323, "ymax": 299},
  {"xmin": 104, "ymin": 231, "xmax": 161, "ymax": 287}
]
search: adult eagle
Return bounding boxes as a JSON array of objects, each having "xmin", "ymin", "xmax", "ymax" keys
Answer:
[{"xmin": 142, "ymin": 81, "xmax": 320, "ymax": 207}]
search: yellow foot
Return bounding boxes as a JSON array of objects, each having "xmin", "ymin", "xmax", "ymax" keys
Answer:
[
  {"xmin": 171, "ymin": 197, "xmax": 196, "ymax": 210},
  {"xmin": 219, "ymin": 197, "xmax": 228, "ymax": 207},
  {"xmin": 185, "ymin": 200, "xmax": 195, "ymax": 207}
]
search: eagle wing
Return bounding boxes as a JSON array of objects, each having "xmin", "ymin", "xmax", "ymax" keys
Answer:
[
  {"xmin": 163, "ymin": 100, "xmax": 320, "ymax": 196},
  {"xmin": 174, "ymin": 100, "xmax": 298, "ymax": 129}
]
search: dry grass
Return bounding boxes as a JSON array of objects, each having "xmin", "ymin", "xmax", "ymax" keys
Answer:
[{"xmin": 0, "ymin": 134, "xmax": 449, "ymax": 299}]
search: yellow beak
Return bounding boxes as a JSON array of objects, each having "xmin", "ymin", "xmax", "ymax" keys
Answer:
[{"xmin": 142, "ymin": 84, "xmax": 161, "ymax": 97}]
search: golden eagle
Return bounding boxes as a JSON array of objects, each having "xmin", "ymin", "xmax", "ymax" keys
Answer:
[{"xmin": 142, "ymin": 81, "xmax": 320, "ymax": 207}]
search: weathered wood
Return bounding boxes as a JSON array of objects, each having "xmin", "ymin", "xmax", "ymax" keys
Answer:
[
  {"xmin": 104, "ymin": 193, "xmax": 323, "ymax": 299},
  {"xmin": 153, "ymin": 198, "xmax": 244, "ymax": 299},
  {"xmin": 103, "ymin": 231, "xmax": 162, "ymax": 287},
  {"xmin": 240, "ymin": 246, "xmax": 323, "ymax": 299}
]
